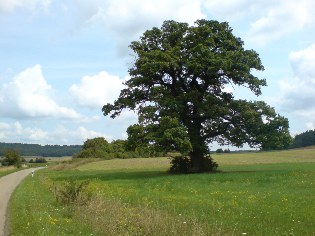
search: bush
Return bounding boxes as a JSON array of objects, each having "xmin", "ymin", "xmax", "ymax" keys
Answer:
[
  {"xmin": 2, "ymin": 149, "xmax": 22, "ymax": 168},
  {"xmin": 52, "ymin": 180, "xmax": 91, "ymax": 205},
  {"xmin": 74, "ymin": 149, "xmax": 111, "ymax": 159},
  {"xmin": 170, "ymin": 155, "xmax": 218, "ymax": 174},
  {"xmin": 199, "ymin": 156, "xmax": 218, "ymax": 172},
  {"xmin": 169, "ymin": 156, "xmax": 191, "ymax": 174}
]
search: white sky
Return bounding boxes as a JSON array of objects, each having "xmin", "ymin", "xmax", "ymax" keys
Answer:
[{"xmin": 0, "ymin": 0, "xmax": 315, "ymax": 148}]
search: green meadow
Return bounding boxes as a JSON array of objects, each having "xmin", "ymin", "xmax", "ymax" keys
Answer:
[{"xmin": 7, "ymin": 148, "xmax": 315, "ymax": 235}]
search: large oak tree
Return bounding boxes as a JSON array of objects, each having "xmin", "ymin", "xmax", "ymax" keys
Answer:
[{"xmin": 103, "ymin": 20, "xmax": 290, "ymax": 172}]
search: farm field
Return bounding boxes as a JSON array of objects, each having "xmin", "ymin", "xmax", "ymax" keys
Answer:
[{"xmin": 8, "ymin": 148, "xmax": 315, "ymax": 235}]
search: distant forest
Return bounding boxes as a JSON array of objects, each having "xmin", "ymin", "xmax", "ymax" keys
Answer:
[
  {"xmin": 290, "ymin": 130, "xmax": 315, "ymax": 149},
  {"xmin": 0, "ymin": 142, "xmax": 82, "ymax": 157},
  {"xmin": 0, "ymin": 129, "xmax": 314, "ymax": 158}
]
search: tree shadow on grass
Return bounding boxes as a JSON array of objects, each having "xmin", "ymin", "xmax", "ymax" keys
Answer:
[
  {"xmin": 50, "ymin": 164, "xmax": 295, "ymax": 183},
  {"xmin": 51, "ymin": 169, "xmax": 170, "ymax": 182}
]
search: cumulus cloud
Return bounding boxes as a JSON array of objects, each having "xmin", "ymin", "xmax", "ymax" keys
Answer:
[
  {"xmin": 0, "ymin": 0, "xmax": 51, "ymax": 13},
  {"xmin": 0, "ymin": 64, "xmax": 84, "ymax": 120},
  {"xmin": 0, "ymin": 121, "xmax": 110, "ymax": 144},
  {"xmin": 0, "ymin": 121, "xmax": 48, "ymax": 143},
  {"xmin": 247, "ymin": 0, "xmax": 315, "ymax": 45},
  {"xmin": 274, "ymin": 43, "xmax": 315, "ymax": 125},
  {"xmin": 70, "ymin": 71, "xmax": 126, "ymax": 109}
]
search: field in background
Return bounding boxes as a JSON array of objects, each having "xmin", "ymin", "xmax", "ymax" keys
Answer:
[
  {"xmin": 8, "ymin": 148, "xmax": 315, "ymax": 235},
  {"xmin": 23, "ymin": 156, "xmax": 72, "ymax": 163},
  {"xmin": 213, "ymin": 148, "xmax": 315, "ymax": 165},
  {"xmin": 78, "ymin": 147, "xmax": 315, "ymax": 171}
]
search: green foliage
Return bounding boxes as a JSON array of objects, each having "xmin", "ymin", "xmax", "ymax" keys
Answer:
[
  {"xmin": 148, "ymin": 116, "xmax": 192, "ymax": 155},
  {"xmin": 75, "ymin": 137, "xmax": 111, "ymax": 159},
  {"xmin": 75, "ymin": 148, "xmax": 110, "ymax": 159},
  {"xmin": 75, "ymin": 137, "xmax": 145, "ymax": 159},
  {"xmin": 1, "ymin": 148, "xmax": 22, "ymax": 168},
  {"xmin": 170, "ymin": 155, "xmax": 218, "ymax": 174},
  {"xmin": 127, "ymin": 116, "xmax": 192, "ymax": 156},
  {"xmin": 199, "ymin": 155, "xmax": 218, "ymax": 172},
  {"xmin": 83, "ymin": 137, "xmax": 112, "ymax": 152},
  {"xmin": 103, "ymin": 19, "xmax": 290, "ymax": 173},
  {"xmin": 169, "ymin": 156, "xmax": 191, "ymax": 174},
  {"xmin": 290, "ymin": 130, "xmax": 315, "ymax": 148}
]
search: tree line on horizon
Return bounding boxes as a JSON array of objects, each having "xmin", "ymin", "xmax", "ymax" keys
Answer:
[
  {"xmin": 0, "ymin": 142, "xmax": 81, "ymax": 157},
  {"xmin": 0, "ymin": 129, "xmax": 314, "ymax": 160}
]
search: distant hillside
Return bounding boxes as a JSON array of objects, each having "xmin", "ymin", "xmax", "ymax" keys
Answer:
[{"xmin": 0, "ymin": 142, "xmax": 82, "ymax": 157}]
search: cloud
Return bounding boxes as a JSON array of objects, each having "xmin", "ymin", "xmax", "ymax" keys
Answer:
[
  {"xmin": 203, "ymin": 0, "xmax": 315, "ymax": 45},
  {"xmin": 59, "ymin": 0, "xmax": 204, "ymax": 55},
  {"xmin": 247, "ymin": 0, "xmax": 315, "ymax": 45},
  {"xmin": 202, "ymin": 0, "xmax": 274, "ymax": 21},
  {"xmin": 90, "ymin": 0, "xmax": 204, "ymax": 26},
  {"xmin": 273, "ymin": 43, "xmax": 315, "ymax": 124},
  {"xmin": 0, "ymin": 64, "xmax": 84, "ymax": 120},
  {"xmin": 70, "ymin": 71, "xmax": 126, "ymax": 109},
  {"xmin": 0, "ymin": 121, "xmax": 48, "ymax": 143},
  {"xmin": 0, "ymin": 0, "xmax": 51, "ymax": 13},
  {"xmin": 0, "ymin": 121, "xmax": 110, "ymax": 144}
]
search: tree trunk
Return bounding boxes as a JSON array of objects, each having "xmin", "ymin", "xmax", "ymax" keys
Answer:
[
  {"xmin": 187, "ymin": 122, "xmax": 217, "ymax": 173},
  {"xmin": 188, "ymin": 122, "xmax": 205, "ymax": 172},
  {"xmin": 190, "ymin": 146, "xmax": 204, "ymax": 172}
]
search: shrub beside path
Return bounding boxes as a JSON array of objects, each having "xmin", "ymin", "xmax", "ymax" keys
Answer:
[{"xmin": 0, "ymin": 167, "xmax": 43, "ymax": 236}]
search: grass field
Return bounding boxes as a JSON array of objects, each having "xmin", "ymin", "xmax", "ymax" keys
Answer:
[{"xmin": 8, "ymin": 148, "xmax": 315, "ymax": 235}]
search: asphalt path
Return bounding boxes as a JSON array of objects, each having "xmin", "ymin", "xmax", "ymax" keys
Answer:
[{"xmin": 0, "ymin": 168, "xmax": 43, "ymax": 236}]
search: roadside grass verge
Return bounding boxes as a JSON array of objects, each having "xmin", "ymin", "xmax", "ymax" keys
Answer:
[
  {"xmin": 8, "ymin": 149, "xmax": 315, "ymax": 235},
  {"xmin": 0, "ymin": 166, "xmax": 29, "ymax": 178},
  {"xmin": 0, "ymin": 166, "xmax": 16, "ymax": 177},
  {"xmin": 7, "ymin": 172, "xmax": 100, "ymax": 236}
]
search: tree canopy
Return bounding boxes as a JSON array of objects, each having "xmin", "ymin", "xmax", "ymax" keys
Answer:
[
  {"xmin": 1, "ymin": 149, "xmax": 22, "ymax": 168},
  {"xmin": 103, "ymin": 19, "xmax": 290, "ymax": 173}
]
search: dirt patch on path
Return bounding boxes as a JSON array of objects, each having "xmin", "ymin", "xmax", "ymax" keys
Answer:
[{"xmin": 0, "ymin": 168, "xmax": 43, "ymax": 236}]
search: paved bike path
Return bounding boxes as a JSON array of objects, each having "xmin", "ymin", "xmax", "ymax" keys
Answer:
[{"xmin": 0, "ymin": 168, "xmax": 43, "ymax": 236}]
